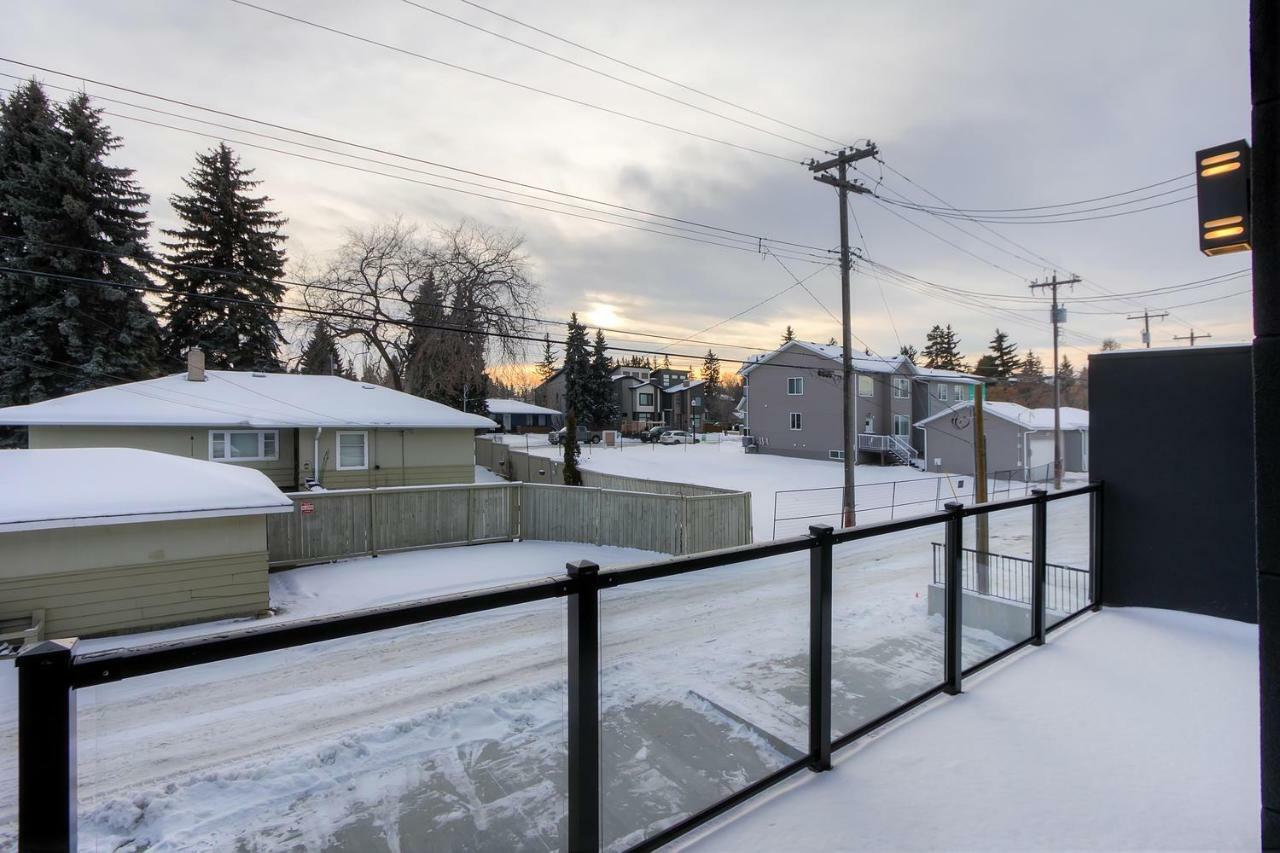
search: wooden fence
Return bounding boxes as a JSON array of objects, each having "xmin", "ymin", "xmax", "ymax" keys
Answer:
[{"xmin": 267, "ymin": 477, "xmax": 752, "ymax": 567}]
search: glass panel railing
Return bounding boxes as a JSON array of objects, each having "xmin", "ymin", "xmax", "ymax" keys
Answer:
[
  {"xmin": 1046, "ymin": 493, "xmax": 1093, "ymax": 625},
  {"xmin": 831, "ymin": 522, "xmax": 946, "ymax": 738},
  {"xmin": 598, "ymin": 553, "xmax": 808, "ymax": 851},
  {"xmin": 961, "ymin": 506, "xmax": 1035, "ymax": 669},
  {"xmin": 73, "ymin": 601, "xmax": 567, "ymax": 852}
]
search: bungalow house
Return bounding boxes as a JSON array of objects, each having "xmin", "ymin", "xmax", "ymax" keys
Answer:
[
  {"xmin": 0, "ymin": 350, "xmax": 496, "ymax": 491},
  {"xmin": 485, "ymin": 398, "xmax": 561, "ymax": 433},
  {"xmin": 915, "ymin": 400, "xmax": 1089, "ymax": 478},
  {"xmin": 738, "ymin": 340, "xmax": 983, "ymax": 465}
]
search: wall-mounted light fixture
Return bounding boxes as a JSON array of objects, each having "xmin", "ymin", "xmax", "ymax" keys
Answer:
[{"xmin": 1196, "ymin": 140, "xmax": 1251, "ymax": 256}]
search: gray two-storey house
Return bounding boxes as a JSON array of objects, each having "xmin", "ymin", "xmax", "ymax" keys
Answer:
[{"xmin": 738, "ymin": 341, "xmax": 982, "ymax": 465}]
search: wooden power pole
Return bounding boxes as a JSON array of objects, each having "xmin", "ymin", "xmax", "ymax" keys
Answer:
[
  {"xmin": 1173, "ymin": 329, "xmax": 1213, "ymax": 346},
  {"xmin": 1030, "ymin": 272, "xmax": 1080, "ymax": 490},
  {"xmin": 808, "ymin": 144, "xmax": 878, "ymax": 526},
  {"xmin": 1127, "ymin": 309, "xmax": 1169, "ymax": 348}
]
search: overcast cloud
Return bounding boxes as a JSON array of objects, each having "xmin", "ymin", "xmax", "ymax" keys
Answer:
[{"xmin": 4, "ymin": 0, "xmax": 1252, "ymax": 373}]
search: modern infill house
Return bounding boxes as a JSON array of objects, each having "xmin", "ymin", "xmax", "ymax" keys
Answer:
[
  {"xmin": 0, "ymin": 349, "xmax": 496, "ymax": 490},
  {"xmin": 739, "ymin": 340, "xmax": 984, "ymax": 466}
]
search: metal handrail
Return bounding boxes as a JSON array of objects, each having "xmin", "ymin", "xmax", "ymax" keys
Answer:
[{"xmin": 14, "ymin": 481, "xmax": 1104, "ymax": 853}]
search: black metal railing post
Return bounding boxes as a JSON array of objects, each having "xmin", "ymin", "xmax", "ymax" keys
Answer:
[
  {"xmin": 566, "ymin": 560, "xmax": 601, "ymax": 853},
  {"xmin": 17, "ymin": 637, "xmax": 78, "ymax": 853},
  {"xmin": 943, "ymin": 502, "xmax": 964, "ymax": 695},
  {"xmin": 808, "ymin": 524, "xmax": 834, "ymax": 772},
  {"xmin": 1090, "ymin": 484, "xmax": 1103, "ymax": 611},
  {"xmin": 1031, "ymin": 489, "xmax": 1048, "ymax": 646}
]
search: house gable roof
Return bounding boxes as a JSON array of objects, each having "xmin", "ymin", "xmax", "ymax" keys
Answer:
[
  {"xmin": 740, "ymin": 340, "xmax": 981, "ymax": 382},
  {"xmin": 0, "ymin": 371, "xmax": 498, "ymax": 429},
  {"xmin": 915, "ymin": 400, "xmax": 1089, "ymax": 431},
  {"xmin": 484, "ymin": 398, "xmax": 561, "ymax": 416}
]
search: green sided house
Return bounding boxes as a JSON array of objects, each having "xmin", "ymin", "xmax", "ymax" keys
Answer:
[
  {"xmin": 0, "ymin": 351, "xmax": 497, "ymax": 490},
  {"xmin": 0, "ymin": 448, "xmax": 293, "ymax": 640}
]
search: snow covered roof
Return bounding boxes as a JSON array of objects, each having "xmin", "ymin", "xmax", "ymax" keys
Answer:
[
  {"xmin": 739, "ymin": 340, "xmax": 980, "ymax": 381},
  {"xmin": 0, "ymin": 448, "xmax": 294, "ymax": 533},
  {"xmin": 662, "ymin": 379, "xmax": 705, "ymax": 394},
  {"xmin": 0, "ymin": 371, "xmax": 498, "ymax": 429},
  {"xmin": 915, "ymin": 401, "xmax": 1089, "ymax": 431},
  {"xmin": 484, "ymin": 398, "xmax": 560, "ymax": 416}
]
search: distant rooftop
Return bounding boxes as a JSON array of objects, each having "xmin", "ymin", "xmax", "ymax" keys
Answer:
[{"xmin": 484, "ymin": 398, "xmax": 560, "ymax": 416}]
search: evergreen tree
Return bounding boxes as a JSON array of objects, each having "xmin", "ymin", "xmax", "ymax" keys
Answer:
[
  {"xmin": 661, "ymin": 354, "xmax": 671, "ymax": 369},
  {"xmin": 701, "ymin": 349, "xmax": 723, "ymax": 421},
  {"xmin": 562, "ymin": 313, "xmax": 592, "ymax": 420},
  {"xmin": 160, "ymin": 143, "xmax": 287, "ymax": 371},
  {"xmin": 974, "ymin": 354, "xmax": 999, "ymax": 377},
  {"xmin": 898, "ymin": 344, "xmax": 918, "ymax": 365},
  {"xmin": 1058, "ymin": 356, "xmax": 1076, "ymax": 387},
  {"xmin": 403, "ymin": 271, "xmax": 490, "ymax": 416},
  {"xmin": 923, "ymin": 324, "xmax": 963, "ymax": 371},
  {"xmin": 988, "ymin": 329, "xmax": 1019, "ymax": 380},
  {"xmin": 1019, "ymin": 349, "xmax": 1045, "ymax": 381},
  {"xmin": 0, "ymin": 84, "xmax": 160, "ymax": 427},
  {"xmin": 587, "ymin": 329, "xmax": 618, "ymax": 427},
  {"xmin": 781, "ymin": 325, "xmax": 796, "ymax": 345},
  {"xmin": 298, "ymin": 321, "xmax": 347, "ymax": 376},
  {"xmin": 562, "ymin": 409, "xmax": 583, "ymax": 486},
  {"xmin": 535, "ymin": 332, "xmax": 557, "ymax": 381}
]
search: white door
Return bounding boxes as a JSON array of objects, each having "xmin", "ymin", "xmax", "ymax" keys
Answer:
[{"xmin": 1027, "ymin": 434, "xmax": 1054, "ymax": 478}]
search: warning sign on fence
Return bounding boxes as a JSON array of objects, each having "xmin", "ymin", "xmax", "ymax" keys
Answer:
[{"xmin": 299, "ymin": 502, "xmax": 315, "ymax": 514}]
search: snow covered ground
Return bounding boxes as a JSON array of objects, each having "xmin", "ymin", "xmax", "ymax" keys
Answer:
[{"xmin": 676, "ymin": 608, "xmax": 1259, "ymax": 852}]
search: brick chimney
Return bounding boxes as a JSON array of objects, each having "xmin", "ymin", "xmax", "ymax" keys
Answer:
[{"xmin": 187, "ymin": 347, "xmax": 206, "ymax": 382}]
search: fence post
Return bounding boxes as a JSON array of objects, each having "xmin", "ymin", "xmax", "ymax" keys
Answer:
[
  {"xmin": 943, "ymin": 502, "xmax": 964, "ymax": 695},
  {"xmin": 466, "ymin": 487, "xmax": 476, "ymax": 545},
  {"xmin": 1090, "ymin": 484, "xmax": 1103, "ymax": 611},
  {"xmin": 1031, "ymin": 488, "xmax": 1048, "ymax": 646},
  {"xmin": 17, "ymin": 637, "xmax": 78, "ymax": 853},
  {"xmin": 807, "ymin": 525, "xmax": 834, "ymax": 772},
  {"xmin": 565, "ymin": 560, "xmax": 601, "ymax": 853},
  {"xmin": 369, "ymin": 491, "xmax": 379, "ymax": 557}
]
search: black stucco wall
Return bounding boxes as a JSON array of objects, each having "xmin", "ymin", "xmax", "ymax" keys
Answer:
[{"xmin": 1091, "ymin": 345, "xmax": 1256, "ymax": 622}]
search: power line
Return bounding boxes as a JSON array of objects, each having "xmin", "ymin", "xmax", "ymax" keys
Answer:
[
  {"xmin": 879, "ymin": 192, "xmax": 1197, "ymax": 225},
  {"xmin": 222, "ymin": 0, "xmax": 801, "ymax": 164},
  {"xmin": 883, "ymin": 172, "xmax": 1195, "ymax": 214},
  {"xmin": 397, "ymin": 0, "xmax": 822, "ymax": 153},
  {"xmin": 452, "ymin": 0, "xmax": 852, "ymax": 150}
]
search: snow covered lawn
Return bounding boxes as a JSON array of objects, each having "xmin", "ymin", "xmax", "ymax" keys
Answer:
[{"xmin": 677, "ymin": 608, "xmax": 1260, "ymax": 852}]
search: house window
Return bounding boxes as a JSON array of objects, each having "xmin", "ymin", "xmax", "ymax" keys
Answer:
[
  {"xmin": 937, "ymin": 383, "xmax": 949, "ymax": 402},
  {"xmin": 956, "ymin": 384, "xmax": 967, "ymax": 400},
  {"xmin": 787, "ymin": 377, "xmax": 804, "ymax": 396},
  {"xmin": 828, "ymin": 450, "xmax": 845, "ymax": 460},
  {"xmin": 209, "ymin": 430, "xmax": 278, "ymax": 462},
  {"xmin": 892, "ymin": 377, "xmax": 910, "ymax": 399},
  {"xmin": 857, "ymin": 375, "xmax": 874, "ymax": 397},
  {"xmin": 336, "ymin": 431, "xmax": 369, "ymax": 470},
  {"xmin": 893, "ymin": 414, "xmax": 910, "ymax": 437},
  {"xmin": 863, "ymin": 414, "xmax": 875, "ymax": 433},
  {"xmin": 789, "ymin": 412, "xmax": 803, "ymax": 431},
  {"xmin": 639, "ymin": 392, "xmax": 654, "ymax": 406}
]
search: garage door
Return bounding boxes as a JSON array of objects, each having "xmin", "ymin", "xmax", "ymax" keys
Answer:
[{"xmin": 1028, "ymin": 435, "xmax": 1055, "ymax": 477}]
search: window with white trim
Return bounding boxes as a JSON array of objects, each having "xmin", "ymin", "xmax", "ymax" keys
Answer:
[
  {"xmin": 787, "ymin": 377, "xmax": 804, "ymax": 396},
  {"xmin": 857, "ymin": 375, "xmax": 874, "ymax": 397},
  {"xmin": 209, "ymin": 430, "xmax": 278, "ymax": 462},
  {"xmin": 828, "ymin": 449, "xmax": 845, "ymax": 460},
  {"xmin": 892, "ymin": 377, "xmax": 910, "ymax": 399},
  {"xmin": 893, "ymin": 414, "xmax": 911, "ymax": 437},
  {"xmin": 336, "ymin": 431, "xmax": 369, "ymax": 470},
  {"xmin": 955, "ymin": 384, "xmax": 967, "ymax": 401},
  {"xmin": 937, "ymin": 383, "xmax": 949, "ymax": 401},
  {"xmin": 789, "ymin": 412, "xmax": 803, "ymax": 431}
]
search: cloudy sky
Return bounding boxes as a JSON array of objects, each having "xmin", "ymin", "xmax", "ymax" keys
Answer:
[{"xmin": 5, "ymin": 0, "xmax": 1253, "ymax": 375}]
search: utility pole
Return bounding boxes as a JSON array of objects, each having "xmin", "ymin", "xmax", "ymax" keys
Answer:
[
  {"xmin": 973, "ymin": 383, "xmax": 990, "ymax": 594},
  {"xmin": 808, "ymin": 143, "xmax": 878, "ymax": 527},
  {"xmin": 1173, "ymin": 329, "xmax": 1213, "ymax": 346},
  {"xmin": 1127, "ymin": 309, "xmax": 1169, "ymax": 348},
  {"xmin": 1029, "ymin": 272, "xmax": 1080, "ymax": 490}
]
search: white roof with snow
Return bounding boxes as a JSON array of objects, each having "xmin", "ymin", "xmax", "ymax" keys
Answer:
[
  {"xmin": 0, "ymin": 448, "xmax": 294, "ymax": 532},
  {"xmin": 739, "ymin": 340, "xmax": 981, "ymax": 381},
  {"xmin": 484, "ymin": 398, "xmax": 560, "ymax": 416},
  {"xmin": 916, "ymin": 400, "xmax": 1089, "ymax": 431},
  {"xmin": 0, "ymin": 371, "xmax": 498, "ymax": 429},
  {"xmin": 662, "ymin": 379, "xmax": 705, "ymax": 394}
]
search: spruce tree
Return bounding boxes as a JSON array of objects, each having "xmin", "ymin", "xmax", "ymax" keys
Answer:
[
  {"xmin": 562, "ymin": 313, "xmax": 592, "ymax": 420},
  {"xmin": 562, "ymin": 409, "xmax": 583, "ymax": 486},
  {"xmin": 781, "ymin": 325, "xmax": 796, "ymax": 345},
  {"xmin": 974, "ymin": 354, "xmax": 999, "ymax": 378},
  {"xmin": 0, "ymin": 84, "xmax": 160, "ymax": 423},
  {"xmin": 1058, "ymin": 356, "xmax": 1076, "ymax": 387},
  {"xmin": 898, "ymin": 344, "xmax": 919, "ymax": 365},
  {"xmin": 701, "ymin": 349, "xmax": 723, "ymax": 420},
  {"xmin": 536, "ymin": 332, "xmax": 557, "ymax": 381},
  {"xmin": 988, "ymin": 329, "xmax": 1019, "ymax": 380},
  {"xmin": 1020, "ymin": 350, "xmax": 1045, "ymax": 381},
  {"xmin": 923, "ymin": 324, "xmax": 963, "ymax": 370},
  {"xmin": 298, "ymin": 321, "xmax": 347, "ymax": 376},
  {"xmin": 160, "ymin": 143, "xmax": 287, "ymax": 371},
  {"xmin": 587, "ymin": 329, "xmax": 618, "ymax": 427}
]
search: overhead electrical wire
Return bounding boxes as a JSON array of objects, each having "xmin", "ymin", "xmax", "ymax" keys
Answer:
[{"xmin": 884, "ymin": 171, "xmax": 1196, "ymax": 215}]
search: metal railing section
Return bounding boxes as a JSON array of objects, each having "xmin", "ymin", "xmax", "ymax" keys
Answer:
[{"xmin": 13, "ymin": 483, "xmax": 1102, "ymax": 853}]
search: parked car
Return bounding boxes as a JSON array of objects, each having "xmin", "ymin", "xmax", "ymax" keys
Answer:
[
  {"xmin": 640, "ymin": 425, "xmax": 675, "ymax": 443},
  {"xmin": 548, "ymin": 425, "xmax": 602, "ymax": 445},
  {"xmin": 659, "ymin": 430, "xmax": 698, "ymax": 445}
]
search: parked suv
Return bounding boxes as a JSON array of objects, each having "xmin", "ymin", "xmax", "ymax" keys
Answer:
[
  {"xmin": 548, "ymin": 425, "xmax": 602, "ymax": 445},
  {"xmin": 640, "ymin": 425, "xmax": 675, "ymax": 443},
  {"xmin": 659, "ymin": 430, "xmax": 697, "ymax": 445}
]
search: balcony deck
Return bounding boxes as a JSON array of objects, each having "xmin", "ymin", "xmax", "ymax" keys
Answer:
[{"xmin": 676, "ymin": 608, "xmax": 1258, "ymax": 851}]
